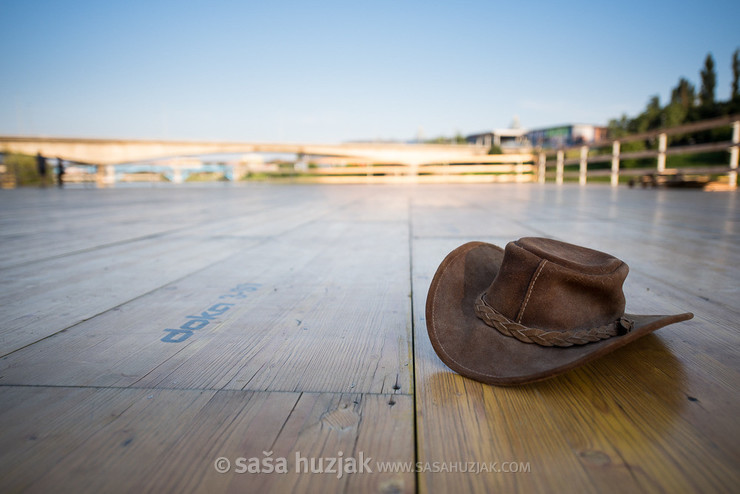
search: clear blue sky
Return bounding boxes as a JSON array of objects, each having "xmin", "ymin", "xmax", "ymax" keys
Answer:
[{"xmin": 1, "ymin": 0, "xmax": 738, "ymax": 143}]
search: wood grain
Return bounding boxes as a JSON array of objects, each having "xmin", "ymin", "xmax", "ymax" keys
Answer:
[
  {"xmin": 1, "ymin": 183, "xmax": 737, "ymax": 493},
  {"xmin": 0, "ymin": 387, "xmax": 413, "ymax": 493},
  {"xmin": 411, "ymin": 185, "xmax": 739, "ymax": 493}
]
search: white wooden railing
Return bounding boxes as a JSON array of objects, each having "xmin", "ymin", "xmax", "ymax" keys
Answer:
[{"xmin": 536, "ymin": 114, "xmax": 740, "ymax": 188}]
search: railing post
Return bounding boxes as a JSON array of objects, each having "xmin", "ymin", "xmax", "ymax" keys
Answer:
[
  {"xmin": 0, "ymin": 160, "xmax": 16, "ymax": 189},
  {"xmin": 172, "ymin": 167, "xmax": 183, "ymax": 184},
  {"xmin": 233, "ymin": 162, "xmax": 247, "ymax": 181},
  {"xmin": 96, "ymin": 164, "xmax": 115, "ymax": 187},
  {"xmin": 515, "ymin": 159, "xmax": 523, "ymax": 181},
  {"xmin": 579, "ymin": 145, "xmax": 588, "ymax": 186},
  {"xmin": 538, "ymin": 152, "xmax": 546, "ymax": 184},
  {"xmin": 657, "ymin": 133, "xmax": 667, "ymax": 173},
  {"xmin": 730, "ymin": 120, "xmax": 739, "ymax": 189},
  {"xmin": 611, "ymin": 140, "xmax": 620, "ymax": 187},
  {"xmin": 409, "ymin": 162, "xmax": 419, "ymax": 180},
  {"xmin": 556, "ymin": 150, "xmax": 564, "ymax": 185}
]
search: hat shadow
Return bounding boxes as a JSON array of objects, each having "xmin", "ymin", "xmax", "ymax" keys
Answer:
[{"xmin": 426, "ymin": 333, "xmax": 687, "ymax": 436}]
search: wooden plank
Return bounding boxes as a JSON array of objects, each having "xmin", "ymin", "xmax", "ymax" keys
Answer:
[
  {"xmin": 306, "ymin": 154, "xmax": 534, "ymax": 166},
  {"xmin": 0, "ymin": 183, "xmax": 737, "ymax": 494},
  {"xmin": 0, "ymin": 187, "xmax": 263, "ymax": 268},
  {"xmin": 547, "ymin": 141, "xmax": 735, "ymax": 170},
  {"xmin": 547, "ymin": 166, "xmax": 735, "ymax": 179},
  {"xmin": 419, "ymin": 164, "xmax": 533, "ymax": 174},
  {"xmin": 0, "ymin": 232, "xmax": 259, "ymax": 355},
  {"xmin": 0, "ymin": 185, "xmax": 417, "ymax": 493},
  {"xmin": 665, "ymin": 141, "xmax": 733, "ymax": 155},
  {"xmin": 292, "ymin": 174, "xmax": 534, "ymax": 184},
  {"xmin": 308, "ymin": 165, "xmax": 409, "ymax": 175},
  {"xmin": 410, "ymin": 185, "xmax": 531, "ymax": 240},
  {"xmin": 0, "ymin": 185, "xmax": 369, "ymax": 269},
  {"xmin": 308, "ymin": 164, "xmax": 534, "ymax": 176},
  {"xmin": 410, "ymin": 185, "xmax": 739, "ymax": 493},
  {"xmin": 420, "ymin": 153, "xmax": 533, "ymax": 164},
  {"xmin": 0, "ymin": 191, "xmax": 413, "ymax": 395},
  {"xmin": 516, "ymin": 187, "xmax": 740, "ymax": 314},
  {"xmin": 0, "ymin": 185, "xmax": 376, "ymax": 354},
  {"xmin": 0, "ymin": 387, "xmax": 414, "ymax": 493},
  {"xmin": 613, "ymin": 113, "xmax": 740, "ymax": 144}
]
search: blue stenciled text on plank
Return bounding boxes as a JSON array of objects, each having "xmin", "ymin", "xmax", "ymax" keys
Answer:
[{"xmin": 161, "ymin": 283, "xmax": 261, "ymax": 343}]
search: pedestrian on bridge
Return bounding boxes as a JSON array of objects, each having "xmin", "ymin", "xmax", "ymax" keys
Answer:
[
  {"xmin": 36, "ymin": 152, "xmax": 48, "ymax": 187},
  {"xmin": 57, "ymin": 158, "xmax": 65, "ymax": 187}
]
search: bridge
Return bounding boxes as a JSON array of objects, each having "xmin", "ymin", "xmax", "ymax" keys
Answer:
[
  {"xmin": 0, "ymin": 136, "xmax": 533, "ymax": 185},
  {"xmin": 0, "ymin": 135, "xmax": 535, "ymax": 185},
  {"xmin": 0, "ymin": 135, "xmax": 509, "ymax": 166}
]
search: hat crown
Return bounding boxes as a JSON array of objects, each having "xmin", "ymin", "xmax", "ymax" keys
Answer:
[{"xmin": 483, "ymin": 238, "xmax": 628, "ymax": 332}]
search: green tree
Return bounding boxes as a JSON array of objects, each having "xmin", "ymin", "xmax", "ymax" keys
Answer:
[
  {"xmin": 605, "ymin": 50, "xmax": 740, "ymax": 150},
  {"xmin": 663, "ymin": 102, "xmax": 686, "ymax": 128},
  {"xmin": 2, "ymin": 153, "xmax": 40, "ymax": 185},
  {"xmin": 699, "ymin": 53, "xmax": 717, "ymax": 108},
  {"xmin": 663, "ymin": 77, "xmax": 694, "ymax": 138},
  {"xmin": 607, "ymin": 115, "xmax": 631, "ymax": 138},
  {"xmin": 608, "ymin": 114, "xmax": 646, "ymax": 166},
  {"xmin": 732, "ymin": 49, "xmax": 739, "ymax": 101},
  {"xmin": 632, "ymin": 95, "xmax": 662, "ymax": 132},
  {"xmin": 670, "ymin": 77, "xmax": 696, "ymax": 110}
]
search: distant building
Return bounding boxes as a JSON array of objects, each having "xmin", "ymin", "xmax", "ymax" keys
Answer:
[
  {"xmin": 466, "ymin": 122, "xmax": 608, "ymax": 150},
  {"xmin": 525, "ymin": 124, "xmax": 608, "ymax": 149},
  {"xmin": 466, "ymin": 128, "xmax": 528, "ymax": 149}
]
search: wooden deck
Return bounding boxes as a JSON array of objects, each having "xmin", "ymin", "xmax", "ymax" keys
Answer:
[{"xmin": 0, "ymin": 183, "xmax": 737, "ymax": 493}]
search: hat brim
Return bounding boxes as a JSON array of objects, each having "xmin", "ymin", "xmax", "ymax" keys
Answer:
[{"xmin": 425, "ymin": 241, "xmax": 694, "ymax": 385}]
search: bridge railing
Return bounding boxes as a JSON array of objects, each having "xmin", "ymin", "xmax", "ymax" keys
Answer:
[
  {"xmin": 294, "ymin": 155, "xmax": 536, "ymax": 183},
  {"xmin": 536, "ymin": 114, "xmax": 740, "ymax": 189}
]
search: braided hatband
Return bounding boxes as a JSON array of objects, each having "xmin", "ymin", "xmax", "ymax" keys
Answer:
[{"xmin": 474, "ymin": 294, "xmax": 633, "ymax": 348}]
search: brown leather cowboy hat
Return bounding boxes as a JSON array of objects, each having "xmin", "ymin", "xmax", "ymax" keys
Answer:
[{"xmin": 425, "ymin": 237, "xmax": 693, "ymax": 385}]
